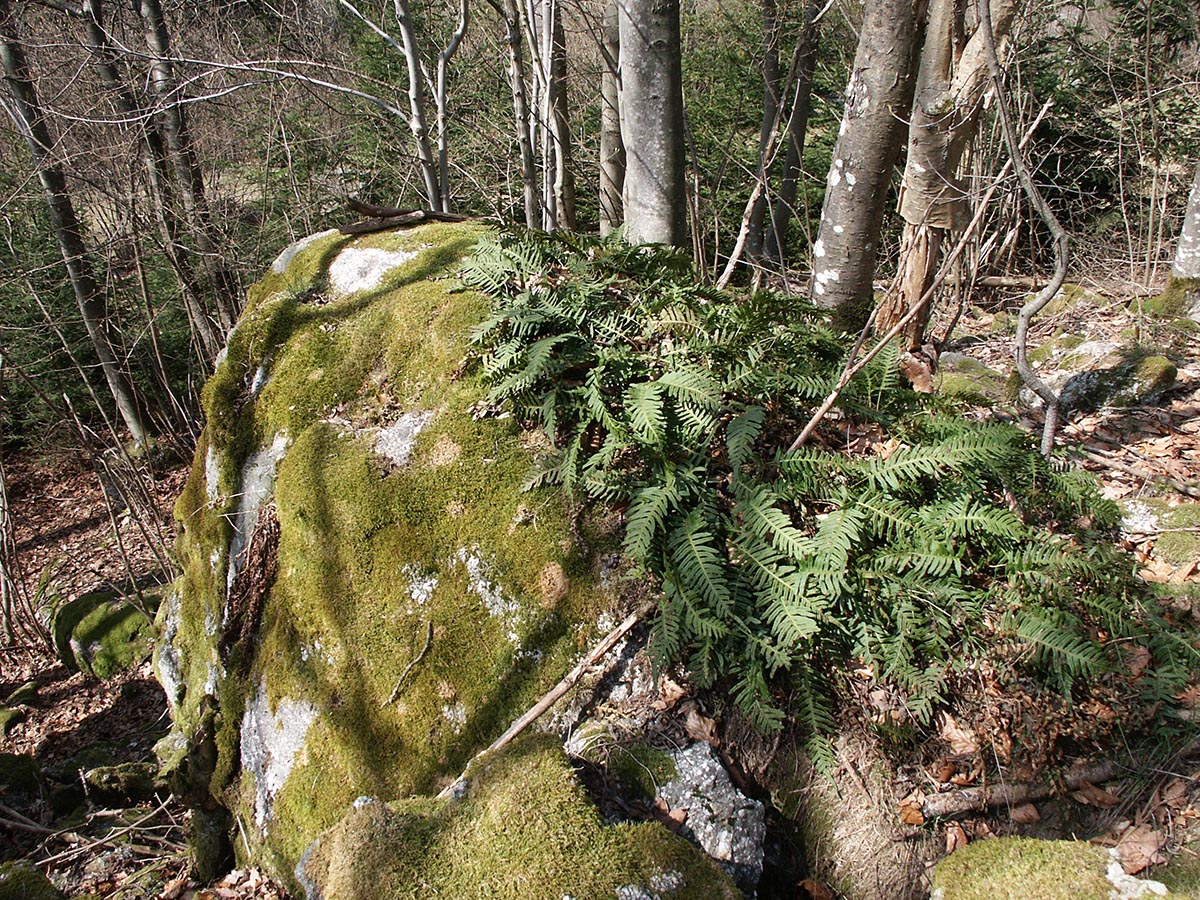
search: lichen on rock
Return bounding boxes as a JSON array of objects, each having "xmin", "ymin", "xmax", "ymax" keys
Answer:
[{"xmin": 158, "ymin": 222, "xmax": 733, "ymax": 895}]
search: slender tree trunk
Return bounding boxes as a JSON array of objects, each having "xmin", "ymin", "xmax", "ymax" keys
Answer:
[
  {"xmin": 134, "ymin": 0, "xmax": 239, "ymax": 333},
  {"xmin": 617, "ymin": 0, "xmax": 688, "ymax": 247},
  {"xmin": 435, "ymin": 0, "xmax": 469, "ymax": 212},
  {"xmin": 0, "ymin": 0, "xmax": 149, "ymax": 445},
  {"xmin": 598, "ymin": 0, "xmax": 624, "ymax": 235},
  {"xmin": 548, "ymin": 2, "xmax": 575, "ymax": 230},
  {"xmin": 746, "ymin": 0, "xmax": 781, "ymax": 263},
  {"xmin": 391, "ymin": 0, "xmax": 443, "ymax": 211},
  {"xmin": 1172, "ymin": 162, "xmax": 1200, "ymax": 281},
  {"xmin": 498, "ymin": 0, "xmax": 539, "ymax": 227},
  {"xmin": 810, "ymin": 0, "xmax": 926, "ymax": 327},
  {"xmin": 876, "ymin": 0, "xmax": 1017, "ymax": 360},
  {"xmin": 79, "ymin": 0, "xmax": 221, "ymax": 363},
  {"xmin": 763, "ymin": 0, "xmax": 821, "ymax": 268}
]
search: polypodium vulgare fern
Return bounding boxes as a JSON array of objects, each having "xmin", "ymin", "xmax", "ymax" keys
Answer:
[{"xmin": 463, "ymin": 228, "xmax": 1195, "ymax": 746}]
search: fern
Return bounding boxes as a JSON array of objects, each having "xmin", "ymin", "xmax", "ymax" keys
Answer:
[{"xmin": 466, "ymin": 226, "xmax": 1167, "ymax": 740}]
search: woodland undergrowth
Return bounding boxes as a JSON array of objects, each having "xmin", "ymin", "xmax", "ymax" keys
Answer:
[{"xmin": 463, "ymin": 229, "xmax": 1197, "ymax": 767}]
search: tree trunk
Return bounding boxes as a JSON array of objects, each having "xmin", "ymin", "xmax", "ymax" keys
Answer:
[
  {"xmin": 134, "ymin": 0, "xmax": 240, "ymax": 334},
  {"xmin": 499, "ymin": 0, "xmax": 539, "ymax": 228},
  {"xmin": 391, "ymin": 0, "xmax": 443, "ymax": 211},
  {"xmin": 548, "ymin": 2, "xmax": 575, "ymax": 230},
  {"xmin": 746, "ymin": 0, "xmax": 782, "ymax": 264},
  {"xmin": 876, "ymin": 0, "xmax": 1017, "ymax": 359},
  {"xmin": 809, "ymin": 0, "xmax": 926, "ymax": 327},
  {"xmin": 1172, "ymin": 162, "xmax": 1200, "ymax": 280},
  {"xmin": 0, "ymin": 1, "xmax": 149, "ymax": 444},
  {"xmin": 79, "ymin": 0, "xmax": 221, "ymax": 364},
  {"xmin": 598, "ymin": 0, "xmax": 624, "ymax": 236},
  {"xmin": 763, "ymin": 0, "xmax": 821, "ymax": 268},
  {"xmin": 617, "ymin": 0, "xmax": 688, "ymax": 247},
  {"xmin": 435, "ymin": 0, "xmax": 469, "ymax": 212}
]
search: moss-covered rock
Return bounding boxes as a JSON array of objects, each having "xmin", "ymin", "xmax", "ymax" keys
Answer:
[
  {"xmin": 4, "ymin": 681, "xmax": 38, "ymax": 706},
  {"xmin": 0, "ymin": 706, "xmax": 25, "ymax": 735},
  {"xmin": 52, "ymin": 590, "xmax": 158, "ymax": 679},
  {"xmin": 1142, "ymin": 275, "xmax": 1200, "ymax": 320},
  {"xmin": 82, "ymin": 762, "xmax": 162, "ymax": 806},
  {"xmin": 159, "ymin": 223, "xmax": 729, "ymax": 893},
  {"xmin": 931, "ymin": 837, "xmax": 1197, "ymax": 900},
  {"xmin": 1121, "ymin": 499, "xmax": 1200, "ymax": 567},
  {"xmin": 299, "ymin": 734, "xmax": 738, "ymax": 900},
  {"xmin": 0, "ymin": 752, "xmax": 43, "ymax": 797},
  {"xmin": 937, "ymin": 353, "xmax": 1008, "ymax": 404},
  {"xmin": 1059, "ymin": 354, "xmax": 1177, "ymax": 412},
  {"xmin": 0, "ymin": 863, "xmax": 62, "ymax": 900}
]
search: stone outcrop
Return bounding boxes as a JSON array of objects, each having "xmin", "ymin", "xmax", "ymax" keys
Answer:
[{"xmin": 157, "ymin": 223, "xmax": 737, "ymax": 896}]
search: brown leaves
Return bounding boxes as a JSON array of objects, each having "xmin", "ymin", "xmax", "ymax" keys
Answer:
[
  {"xmin": 1009, "ymin": 803, "xmax": 1041, "ymax": 824},
  {"xmin": 1071, "ymin": 781, "xmax": 1121, "ymax": 809},
  {"xmin": 1114, "ymin": 824, "xmax": 1168, "ymax": 874},
  {"xmin": 681, "ymin": 700, "xmax": 719, "ymax": 748},
  {"xmin": 944, "ymin": 822, "xmax": 969, "ymax": 853},
  {"xmin": 939, "ymin": 712, "xmax": 979, "ymax": 756}
]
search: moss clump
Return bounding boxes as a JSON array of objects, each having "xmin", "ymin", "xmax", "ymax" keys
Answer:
[
  {"xmin": 0, "ymin": 863, "xmax": 62, "ymax": 900},
  {"xmin": 1142, "ymin": 276, "xmax": 1200, "ymax": 319},
  {"xmin": 0, "ymin": 753, "xmax": 43, "ymax": 795},
  {"xmin": 301, "ymin": 734, "xmax": 738, "ymax": 900},
  {"xmin": 937, "ymin": 354, "xmax": 1008, "ymax": 404},
  {"xmin": 4, "ymin": 681, "xmax": 37, "ymax": 706},
  {"xmin": 52, "ymin": 591, "xmax": 158, "ymax": 679},
  {"xmin": 0, "ymin": 707, "xmax": 25, "ymax": 736},
  {"xmin": 932, "ymin": 837, "xmax": 1199, "ymax": 900},
  {"xmin": 83, "ymin": 763, "xmax": 161, "ymax": 806},
  {"xmin": 1060, "ymin": 354, "xmax": 1177, "ymax": 413},
  {"xmin": 606, "ymin": 744, "xmax": 678, "ymax": 802},
  {"xmin": 1155, "ymin": 844, "xmax": 1200, "ymax": 896}
]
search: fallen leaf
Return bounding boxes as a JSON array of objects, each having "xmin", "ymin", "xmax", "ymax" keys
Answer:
[
  {"xmin": 1116, "ymin": 824, "xmax": 1167, "ymax": 874},
  {"xmin": 1072, "ymin": 781, "xmax": 1121, "ymax": 808},
  {"xmin": 945, "ymin": 822, "xmax": 968, "ymax": 853},
  {"xmin": 161, "ymin": 878, "xmax": 189, "ymax": 900},
  {"xmin": 682, "ymin": 702, "xmax": 719, "ymax": 747},
  {"xmin": 1140, "ymin": 560, "xmax": 1175, "ymax": 584},
  {"xmin": 1171, "ymin": 560, "xmax": 1199, "ymax": 583},
  {"xmin": 1125, "ymin": 645, "xmax": 1152, "ymax": 677},
  {"xmin": 1010, "ymin": 803, "xmax": 1041, "ymax": 824},
  {"xmin": 1163, "ymin": 779, "xmax": 1189, "ymax": 810},
  {"xmin": 652, "ymin": 675, "xmax": 688, "ymax": 711},
  {"xmin": 899, "ymin": 802, "xmax": 926, "ymax": 826},
  {"xmin": 939, "ymin": 712, "xmax": 978, "ymax": 755},
  {"xmin": 799, "ymin": 878, "xmax": 833, "ymax": 900},
  {"xmin": 992, "ymin": 729, "xmax": 1013, "ymax": 764},
  {"xmin": 935, "ymin": 761, "xmax": 956, "ymax": 783}
]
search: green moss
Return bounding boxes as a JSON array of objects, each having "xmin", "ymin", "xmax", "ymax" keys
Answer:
[
  {"xmin": 932, "ymin": 839, "xmax": 1112, "ymax": 900},
  {"xmin": 4, "ymin": 681, "xmax": 37, "ymax": 706},
  {"xmin": 0, "ymin": 707, "xmax": 25, "ymax": 735},
  {"xmin": 0, "ymin": 753, "xmax": 43, "ymax": 795},
  {"xmin": 937, "ymin": 355, "xmax": 1008, "ymax": 404},
  {"xmin": 1142, "ymin": 276, "xmax": 1200, "ymax": 318},
  {"xmin": 1155, "ymin": 844, "xmax": 1200, "ymax": 896},
  {"xmin": 82, "ymin": 762, "xmax": 161, "ymax": 806},
  {"xmin": 1124, "ymin": 499, "xmax": 1200, "ymax": 566},
  {"xmin": 301, "ymin": 734, "xmax": 738, "ymax": 900},
  {"xmin": 0, "ymin": 863, "xmax": 62, "ymax": 900},
  {"xmin": 165, "ymin": 223, "xmax": 620, "ymax": 885},
  {"xmin": 606, "ymin": 745, "xmax": 678, "ymax": 802}
]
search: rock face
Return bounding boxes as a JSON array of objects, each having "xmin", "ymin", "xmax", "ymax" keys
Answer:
[{"xmin": 158, "ymin": 223, "xmax": 736, "ymax": 896}]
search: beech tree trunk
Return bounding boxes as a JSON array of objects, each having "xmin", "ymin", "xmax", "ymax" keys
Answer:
[
  {"xmin": 1172, "ymin": 162, "xmax": 1200, "ymax": 281},
  {"xmin": 876, "ymin": 0, "xmax": 1017, "ymax": 362},
  {"xmin": 392, "ymin": 0, "xmax": 442, "ymax": 211},
  {"xmin": 497, "ymin": 0, "xmax": 539, "ymax": 227},
  {"xmin": 547, "ymin": 2, "xmax": 576, "ymax": 230},
  {"xmin": 810, "ymin": 0, "xmax": 926, "ymax": 327},
  {"xmin": 598, "ymin": 0, "xmax": 624, "ymax": 236},
  {"xmin": 0, "ymin": 0, "xmax": 149, "ymax": 444},
  {"xmin": 617, "ymin": 0, "xmax": 687, "ymax": 247}
]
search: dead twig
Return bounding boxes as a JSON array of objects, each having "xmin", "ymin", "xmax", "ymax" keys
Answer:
[
  {"xmin": 436, "ymin": 600, "xmax": 655, "ymax": 801},
  {"xmin": 339, "ymin": 202, "xmax": 471, "ymax": 235},
  {"xmin": 35, "ymin": 795, "xmax": 175, "ymax": 866},
  {"xmin": 920, "ymin": 760, "xmax": 1120, "ymax": 819},
  {"xmin": 1074, "ymin": 448, "xmax": 1200, "ymax": 501},
  {"xmin": 385, "ymin": 619, "xmax": 434, "ymax": 705}
]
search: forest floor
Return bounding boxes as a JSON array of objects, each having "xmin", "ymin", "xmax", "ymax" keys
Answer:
[{"xmin": 0, "ymin": 282, "xmax": 1198, "ymax": 900}]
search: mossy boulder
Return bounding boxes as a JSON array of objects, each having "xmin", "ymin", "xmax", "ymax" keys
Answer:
[
  {"xmin": 937, "ymin": 353, "xmax": 1008, "ymax": 404},
  {"xmin": 0, "ymin": 753, "xmax": 44, "ymax": 797},
  {"xmin": 0, "ymin": 863, "xmax": 62, "ymax": 900},
  {"xmin": 1141, "ymin": 275, "xmax": 1200, "ymax": 321},
  {"xmin": 931, "ymin": 837, "xmax": 1197, "ymax": 900},
  {"xmin": 52, "ymin": 590, "xmax": 158, "ymax": 679},
  {"xmin": 0, "ymin": 707, "xmax": 25, "ymax": 735},
  {"xmin": 299, "ymin": 734, "xmax": 738, "ymax": 900},
  {"xmin": 1059, "ymin": 354, "xmax": 1177, "ymax": 413},
  {"xmin": 159, "ymin": 223, "xmax": 729, "ymax": 894},
  {"xmin": 82, "ymin": 762, "xmax": 162, "ymax": 806}
]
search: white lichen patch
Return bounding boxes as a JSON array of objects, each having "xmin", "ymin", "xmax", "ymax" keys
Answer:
[
  {"xmin": 1106, "ymin": 850, "xmax": 1168, "ymax": 898},
  {"xmin": 156, "ymin": 591, "xmax": 184, "ymax": 706},
  {"xmin": 205, "ymin": 444, "xmax": 221, "ymax": 502},
  {"xmin": 271, "ymin": 229, "xmax": 339, "ymax": 274},
  {"xmin": 241, "ymin": 680, "xmax": 318, "ymax": 828},
  {"xmin": 404, "ymin": 565, "xmax": 438, "ymax": 611},
  {"xmin": 226, "ymin": 432, "xmax": 290, "ymax": 598},
  {"xmin": 1122, "ymin": 501, "xmax": 1160, "ymax": 534},
  {"xmin": 374, "ymin": 411, "xmax": 434, "ymax": 468},
  {"xmin": 455, "ymin": 547, "xmax": 520, "ymax": 630},
  {"xmin": 329, "ymin": 246, "xmax": 419, "ymax": 294},
  {"xmin": 441, "ymin": 701, "xmax": 467, "ymax": 734}
]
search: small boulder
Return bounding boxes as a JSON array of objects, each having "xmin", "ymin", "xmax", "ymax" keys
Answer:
[
  {"xmin": 0, "ymin": 707, "xmax": 25, "ymax": 736},
  {"xmin": 52, "ymin": 591, "xmax": 158, "ymax": 679},
  {"xmin": 0, "ymin": 863, "xmax": 62, "ymax": 900},
  {"xmin": 83, "ymin": 762, "xmax": 162, "ymax": 806}
]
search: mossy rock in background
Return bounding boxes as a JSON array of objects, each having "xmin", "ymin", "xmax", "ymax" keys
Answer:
[
  {"xmin": 157, "ymin": 223, "xmax": 729, "ymax": 894},
  {"xmin": 0, "ymin": 863, "xmax": 62, "ymax": 900},
  {"xmin": 1140, "ymin": 276, "xmax": 1200, "ymax": 321},
  {"xmin": 299, "ymin": 734, "xmax": 738, "ymax": 900},
  {"xmin": 1059, "ymin": 354, "xmax": 1177, "ymax": 413},
  {"xmin": 82, "ymin": 762, "xmax": 162, "ymax": 806},
  {"xmin": 937, "ymin": 353, "xmax": 1009, "ymax": 404},
  {"xmin": 931, "ymin": 837, "xmax": 1198, "ymax": 900},
  {"xmin": 51, "ymin": 589, "xmax": 159, "ymax": 679},
  {"xmin": 0, "ymin": 707, "xmax": 26, "ymax": 736},
  {"xmin": 0, "ymin": 753, "xmax": 44, "ymax": 797}
]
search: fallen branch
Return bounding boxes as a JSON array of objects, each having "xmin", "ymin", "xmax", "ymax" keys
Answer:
[
  {"xmin": 35, "ymin": 795, "xmax": 175, "ymax": 866},
  {"xmin": 436, "ymin": 600, "xmax": 655, "ymax": 801},
  {"xmin": 1074, "ymin": 448, "xmax": 1200, "ymax": 501},
  {"xmin": 340, "ymin": 200, "xmax": 471, "ymax": 235},
  {"xmin": 920, "ymin": 760, "xmax": 1120, "ymax": 820},
  {"xmin": 385, "ymin": 620, "xmax": 434, "ymax": 705}
]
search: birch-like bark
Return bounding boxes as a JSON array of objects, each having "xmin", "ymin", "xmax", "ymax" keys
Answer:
[
  {"xmin": 498, "ymin": 0, "xmax": 539, "ymax": 227},
  {"xmin": 810, "ymin": 0, "xmax": 926, "ymax": 326},
  {"xmin": 435, "ymin": 0, "xmax": 468, "ymax": 212},
  {"xmin": 598, "ymin": 0, "xmax": 624, "ymax": 235},
  {"xmin": 876, "ymin": 0, "xmax": 1017, "ymax": 356},
  {"xmin": 393, "ymin": 0, "xmax": 442, "ymax": 211},
  {"xmin": 0, "ymin": 1, "xmax": 149, "ymax": 444},
  {"xmin": 617, "ymin": 0, "xmax": 687, "ymax": 247},
  {"xmin": 1172, "ymin": 163, "xmax": 1200, "ymax": 280}
]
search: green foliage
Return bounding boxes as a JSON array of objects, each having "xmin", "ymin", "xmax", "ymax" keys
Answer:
[{"xmin": 465, "ymin": 229, "xmax": 1191, "ymax": 739}]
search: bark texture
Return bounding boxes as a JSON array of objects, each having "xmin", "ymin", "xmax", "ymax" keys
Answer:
[
  {"xmin": 617, "ymin": 0, "xmax": 688, "ymax": 247},
  {"xmin": 810, "ymin": 0, "xmax": 926, "ymax": 324},
  {"xmin": 599, "ymin": 0, "xmax": 624, "ymax": 235},
  {"xmin": 0, "ymin": 0, "xmax": 148, "ymax": 443},
  {"xmin": 1173, "ymin": 162, "xmax": 1200, "ymax": 279}
]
